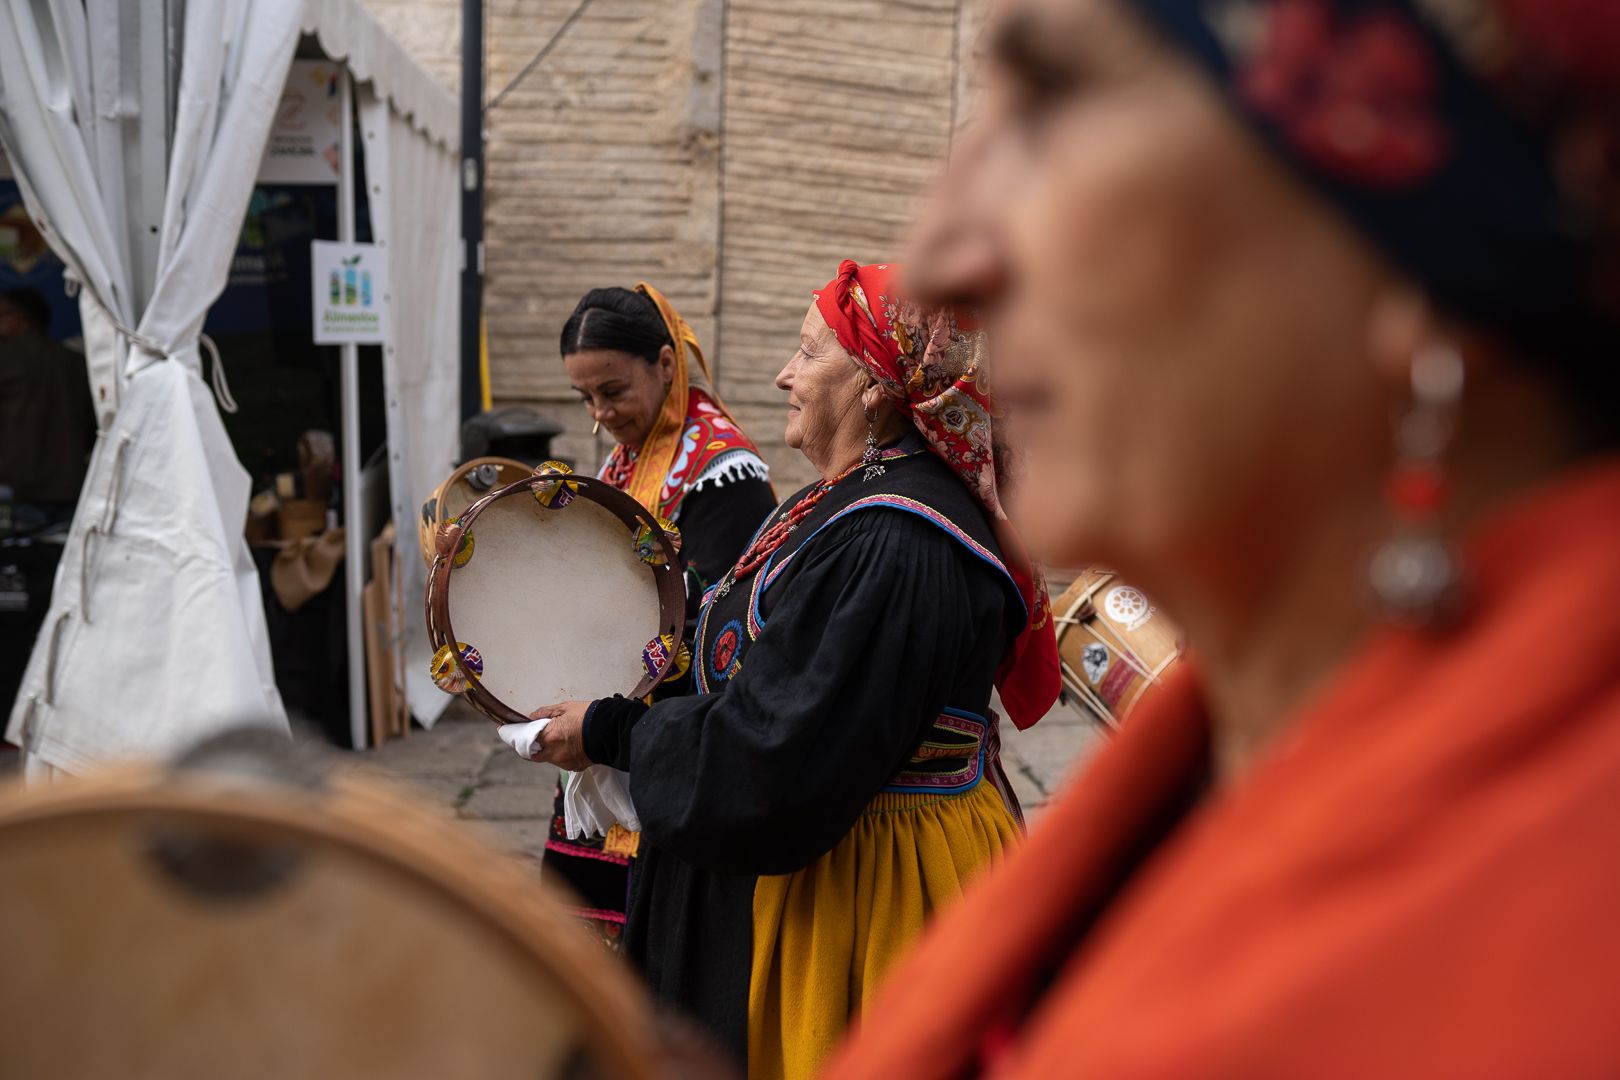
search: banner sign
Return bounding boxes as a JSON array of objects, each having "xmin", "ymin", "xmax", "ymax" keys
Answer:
[
  {"xmin": 261, "ymin": 60, "xmax": 343, "ymax": 185},
  {"xmin": 311, "ymin": 241, "xmax": 389, "ymax": 345}
]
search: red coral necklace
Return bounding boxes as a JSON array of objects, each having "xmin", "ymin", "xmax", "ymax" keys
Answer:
[
  {"xmin": 601, "ymin": 445, "xmax": 636, "ymax": 491},
  {"xmin": 715, "ymin": 459, "xmax": 861, "ymax": 597}
]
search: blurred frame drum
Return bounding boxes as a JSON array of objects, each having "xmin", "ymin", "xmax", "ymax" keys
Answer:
[
  {"xmin": 0, "ymin": 742, "xmax": 657, "ymax": 1079},
  {"xmin": 1053, "ymin": 569, "xmax": 1181, "ymax": 730},
  {"xmin": 417, "ymin": 456, "xmax": 536, "ymax": 570},
  {"xmin": 424, "ymin": 462, "xmax": 686, "ymax": 725}
]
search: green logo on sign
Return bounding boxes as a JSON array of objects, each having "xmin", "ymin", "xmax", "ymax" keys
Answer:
[{"xmin": 329, "ymin": 254, "xmax": 373, "ymax": 308}]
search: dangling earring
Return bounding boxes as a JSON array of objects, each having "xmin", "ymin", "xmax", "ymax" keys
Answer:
[
  {"xmin": 861, "ymin": 409, "xmax": 886, "ymax": 482},
  {"xmin": 1367, "ymin": 342, "xmax": 1465, "ymax": 624}
]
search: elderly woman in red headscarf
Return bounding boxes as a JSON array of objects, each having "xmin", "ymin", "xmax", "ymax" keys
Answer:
[{"xmin": 524, "ymin": 262, "xmax": 1059, "ymax": 1079}]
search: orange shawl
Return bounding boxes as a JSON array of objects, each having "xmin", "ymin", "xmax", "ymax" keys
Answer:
[
  {"xmin": 826, "ymin": 459, "xmax": 1620, "ymax": 1078},
  {"xmin": 624, "ymin": 282, "xmax": 737, "ymax": 514}
]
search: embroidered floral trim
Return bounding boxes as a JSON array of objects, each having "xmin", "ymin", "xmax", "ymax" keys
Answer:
[
  {"xmin": 542, "ymin": 840, "xmax": 631, "ymax": 866},
  {"xmin": 756, "ymin": 494, "xmax": 1018, "ymax": 614},
  {"xmin": 883, "ymin": 708, "xmax": 989, "ymax": 795},
  {"xmin": 598, "ymin": 387, "xmax": 768, "ymax": 520}
]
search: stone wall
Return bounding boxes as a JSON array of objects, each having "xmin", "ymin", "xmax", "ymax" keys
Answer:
[
  {"xmin": 363, "ymin": 0, "xmax": 982, "ymax": 493},
  {"xmin": 360, "ymin": 0, "xmax": 462, "ymax": 90}
]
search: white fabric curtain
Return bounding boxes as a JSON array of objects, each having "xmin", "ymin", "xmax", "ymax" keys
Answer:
[
  {"xmin": 356, "ymin": 85, "xmax": 460, "ymax": 726},
  {"xmin": 0, "ymin": 0, "xmax": 302, "ymax": 774}
]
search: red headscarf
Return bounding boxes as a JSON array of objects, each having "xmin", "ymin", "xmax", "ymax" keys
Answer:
[{"xmin": 814, "ymin": 259, "xmax": 1060, "ymax": 729}]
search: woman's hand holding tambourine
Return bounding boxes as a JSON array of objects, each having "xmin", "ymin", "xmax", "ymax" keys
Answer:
[{"xmin": 497, "ymin": 701, "xmax": 592, "ymax": 771}]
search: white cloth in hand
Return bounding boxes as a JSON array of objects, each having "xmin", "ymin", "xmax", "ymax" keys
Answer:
[
  {"xmin": 495, "ymin": 718, "xmax": 640, "ymax": 838},
  {"xmin": 562, "ymin": 766, "xmax": 640, "ymax": 839},
  {"xmin": 497, "ymin": 717, "xmax": 550, "ymax": 759}
]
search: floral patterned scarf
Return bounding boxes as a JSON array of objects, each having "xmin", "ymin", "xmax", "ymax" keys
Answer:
[{"xmin": 814, "ymin": 259, "xmax": 1060, "ymax": 730}]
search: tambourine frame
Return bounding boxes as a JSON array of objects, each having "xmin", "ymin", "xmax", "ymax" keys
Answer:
[
  {"xmin": 424, "ymin": 470, "xmax": 685, "ymax": 725},
  {"xmin": 0, "ymin": 766, "xmax": 660, "ymax": 1079}
]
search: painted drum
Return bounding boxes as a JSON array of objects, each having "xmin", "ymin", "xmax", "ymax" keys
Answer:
[
  {"xmin": 0, "ymin": 748, "xmax": 658, "ymax": 1078},
  {"xmin": 423, "ymin": 462, "xmax": 685, "ymax": 725},
  {"xmin": 1052, "ymin": 569, "xmax": 1182, "ymax": 730}
]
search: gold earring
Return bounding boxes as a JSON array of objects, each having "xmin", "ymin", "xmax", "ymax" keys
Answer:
[{"xmin": 592, "ymin": 419, "xmax": 601, "ymax": 436}]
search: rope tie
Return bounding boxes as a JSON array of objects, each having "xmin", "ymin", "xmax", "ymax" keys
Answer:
[
  {"xmin": 199, "ymin": 333, "xmax": 237, "ymax": 414},
  {"xmin": 100, "ymin": 304, "xmax": 240, "ymax": 416}
]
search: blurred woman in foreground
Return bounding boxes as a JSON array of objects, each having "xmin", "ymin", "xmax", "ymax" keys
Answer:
[{"xmin": 830, "ymin": 0, "xmax": 1620, "ymax": 1075}]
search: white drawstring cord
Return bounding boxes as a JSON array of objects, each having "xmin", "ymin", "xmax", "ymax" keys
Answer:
[{"xmin": 199, "ymin": 332, "xmax": 238, "ymax": 414}]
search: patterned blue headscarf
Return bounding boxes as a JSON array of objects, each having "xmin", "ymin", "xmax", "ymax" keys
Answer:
[{"xmin": 1127, "ymin": 0, "xmax": 1620, "ymax": 375}]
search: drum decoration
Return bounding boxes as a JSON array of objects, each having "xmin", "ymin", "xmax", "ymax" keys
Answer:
[
  {"xmin": 450, "ymin": 522, "xmax": 475, "ymax": 568},
  {"xmin": 642, "ymin": 633, "xmax": 691, "ymax": 685},
  {"xmin": 424, "ymin": 464, "xmax": 686, "ymax": 725},
  {"xmin": 660, "ymin": 517, "xmax": 682, "ymax": 557},
  {"xmin": 642, "ymin": 633, "xmax": 678, "ymax": 681},
  {"xmin": 531, "ymin": 460, "xmax": 579, "ymax": 510},
  {"xmin": 430, "ymin": 642, "xmax": 483, "ymax": 694},
  {"xmin": 0, "ymin": 738, "xmax": 661, "ymax": 1078},
  {"xmin": 1053, "ymin": 569, "xmax": 1182, "ymax": 731},
  {"xmin": 632, "ymin": 517, "xmax": 681, "ymax": 567}
]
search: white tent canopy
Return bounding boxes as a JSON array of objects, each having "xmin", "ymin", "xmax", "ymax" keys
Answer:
[
  {"xmin": 0, "ymin": 0, "xmax": 460, "ymax": 775},
  {"xmin": 303, "ymin": 2, "xmax": 458, "ymax": 146}
]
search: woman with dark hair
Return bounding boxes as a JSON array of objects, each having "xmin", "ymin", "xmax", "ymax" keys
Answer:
[
  {"xmin": 827, "ymin": 0, "xmax": 1620, "ymax": 1076},
  {"xmin": 559, "ymin": 284, "xmax": 775, "ymax": 583},
  {"xmin": 538, "ymin": 283, "xmax": 775, "ymax": 947}
]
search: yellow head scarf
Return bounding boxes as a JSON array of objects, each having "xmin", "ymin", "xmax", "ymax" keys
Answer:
[{"xmin": 626, "ymin": 282, "xmax": 738, "ymax": 512}]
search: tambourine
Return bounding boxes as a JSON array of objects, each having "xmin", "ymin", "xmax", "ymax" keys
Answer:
[
  {"xmin": 0, "ymin": 734, "xmax": 659, "ymax": 1078},
  {"xmin": 1053, "ymin": 568, "xmax": 1182, "ymax": 730},
  {"xmin": 424, "ymin": 462, "xmax": 685, "ymax": 725},
  {"xmin": 417, "ymin": 456, "xmax": 536, "ymax": 570}
]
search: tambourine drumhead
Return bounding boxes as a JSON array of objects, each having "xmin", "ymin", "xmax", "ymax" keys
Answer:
[
  {"xmin": 418, "ymin": 456, "xmax": 534, "ymax": 570},
  {"xmin": 1054, "ymin": 569, "xmax": 1181, "ymax": 728},
  {"xmin": 0, "ymin": 768, "xmax": 655, "ymax": 1079},
  {"xmin": 448, "ymin": 492, "xmax": 662, "ymax": 709},
  {"xmin": 426, "ymin": 468, "xmax": 684, "ymax": 724}
]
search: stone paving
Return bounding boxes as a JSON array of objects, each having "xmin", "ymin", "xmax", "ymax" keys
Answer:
[
  {"xmin": 996, "ymin": 700, "xmax": 1110, "ymax": 826},
  {"xmin": 0, "ymin": 690, "xmax": 1108, "ymax": 848},
  {"xmin": 343, "ymin": 703, "xmax": 562, "ymax": 869},
  {"xmin": 345, "ymin": 693, "xmax": 1109, "ymax": 869}
]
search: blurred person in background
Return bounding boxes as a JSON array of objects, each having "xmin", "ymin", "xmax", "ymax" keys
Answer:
[
  {"xmin": 828, "ymin": 0, "xmax": 1620, "ymax": 1076},
  {"xmin": 0, "ymin": 287, "xmax": 94, "ymax": 530}
]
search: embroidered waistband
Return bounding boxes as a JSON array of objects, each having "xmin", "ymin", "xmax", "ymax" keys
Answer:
[{"xmin": 882, "ymin": 707, "xmax": 989, "ymax": 795}]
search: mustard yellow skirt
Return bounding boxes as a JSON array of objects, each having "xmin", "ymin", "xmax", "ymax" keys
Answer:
[{"xmin": 747, "ymin": 782, "xmax": 1020, "ymax": 1080}]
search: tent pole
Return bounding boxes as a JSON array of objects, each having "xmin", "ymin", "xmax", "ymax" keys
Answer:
[
  {"xmin": 338, "ymin": 70, "xmax": 368, "ymax": 750},
  {"xmin": 130, "ymin": 0, "xmax": 173, "ymax": 311},
  {"xmin": 459, "ymin": 0, "xmax": 484, "ymax": 424}
]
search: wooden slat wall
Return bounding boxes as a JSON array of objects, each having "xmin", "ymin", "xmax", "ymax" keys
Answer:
[
  {"xmin": 363, "ymin": 0, "xmax": 974, "ymax": 486},
  {"xmin": 717, "ymin": 0, "xmax": 961, "ymax": 492},
  {"xmin": 480, "ymin": 0, "xmax": 724, "ymax": 469}
]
